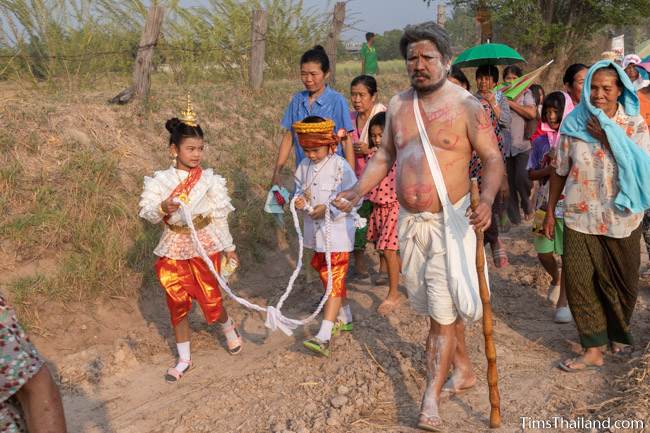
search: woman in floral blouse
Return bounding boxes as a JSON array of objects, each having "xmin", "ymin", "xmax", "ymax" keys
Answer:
[{"xmin": 544, "ymin": 62, "xmax": 650, "ymax": 372}]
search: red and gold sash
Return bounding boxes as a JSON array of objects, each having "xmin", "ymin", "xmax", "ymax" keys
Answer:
[{"xmin": 164, "ymin": 166, "xmax": 203, "ymax": 224}]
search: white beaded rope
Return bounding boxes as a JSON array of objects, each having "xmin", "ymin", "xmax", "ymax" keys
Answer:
[{"xmin": 176, "ymin": 195, "xmax": 337, "ymax": 336}]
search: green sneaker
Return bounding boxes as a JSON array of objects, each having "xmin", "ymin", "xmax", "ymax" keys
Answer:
[
  {"xmin": 303, "ymin": 338, "xmax": 331, "ymax": 357},
  {"xmin": 332, "ymin": 321, "xmax": 353, "ymax": 336}
]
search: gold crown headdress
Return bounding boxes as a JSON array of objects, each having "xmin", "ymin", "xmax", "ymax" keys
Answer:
[
  {"xmin": 179, "ymin": 94, "xmax": 198, "ymax": 127},
  {"xmin": 292, "ymin": 118, "xmax": 335, "ymax": 134},
  {"xmin": 292, "ymin": 118, "xmax": 339, "ymax": 150}
]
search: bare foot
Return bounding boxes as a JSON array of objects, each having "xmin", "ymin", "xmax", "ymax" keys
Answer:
[
  {"xmin": 441, "ymin": 370, "xmax": 477, "ymax": 398},
  {"xmin": 377, "ymin": 297, "xmax": 400, "ymax": 315}
]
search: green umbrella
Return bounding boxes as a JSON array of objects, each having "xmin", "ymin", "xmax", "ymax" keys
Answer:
[{"xmin": 452, "ymin": 42, "xmax": 525, "ymax": 68}]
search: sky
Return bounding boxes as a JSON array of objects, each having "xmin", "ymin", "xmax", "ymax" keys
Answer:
[
  {"xmin": 303, "ymin": 0, "xmax": 441, "ymax": 41},
  {"xmin": 182, "ymin": 0, "xmax": 442, "ymax": 42}
]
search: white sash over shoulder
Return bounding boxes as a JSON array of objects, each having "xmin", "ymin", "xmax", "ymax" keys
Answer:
[{"xmin": 412, "ymin": 91, "xmax": 488, "ymax": 322}]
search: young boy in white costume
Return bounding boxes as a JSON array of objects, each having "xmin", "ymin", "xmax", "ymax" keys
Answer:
[{"xmin": 293, "ymin": 116, "xmax": 360, "ymax": 357}]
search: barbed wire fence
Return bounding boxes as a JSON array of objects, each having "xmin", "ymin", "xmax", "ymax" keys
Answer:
[{"xmin": 0, "ymin": 2, "xmax": 365, "ymax": 100}]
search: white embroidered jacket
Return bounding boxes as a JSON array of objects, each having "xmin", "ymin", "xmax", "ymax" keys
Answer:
[
  {"xmin": 139, "ymin": 166, "xmax": 235, "ymax": 260},
  {"xmin": 294, "ymin": 154, "xmax": 359, "ymax": 253}
]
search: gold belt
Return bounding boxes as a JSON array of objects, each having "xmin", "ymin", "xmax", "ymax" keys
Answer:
[{"xmin": 166, "ymin": 215, "xmax": 212, "ymax": 234}]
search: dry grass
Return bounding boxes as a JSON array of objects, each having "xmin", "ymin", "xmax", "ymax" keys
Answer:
[
  {"xmin": 576, "ymin": 344, "xmax": 650, "ymax": 430},
  {"xmin": 0, "ymin": 67, "xmax": 409, "ymax": 313}
]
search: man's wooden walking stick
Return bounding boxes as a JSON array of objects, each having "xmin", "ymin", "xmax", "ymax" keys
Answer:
[{"xmin": 470, "ymin": 178, "xmax": 501, "ymax": 428}]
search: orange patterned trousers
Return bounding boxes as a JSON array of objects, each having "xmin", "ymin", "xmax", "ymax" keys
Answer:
[
  {"xmin": 155, "ymin": 252, "xmax": 224, "ymax": 326},
  {"xmin": 311, "ymin": 252, "xmax": 349, "ymax": 298}
]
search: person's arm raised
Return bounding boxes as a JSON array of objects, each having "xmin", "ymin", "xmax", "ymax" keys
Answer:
[
  {"xmin": 271, "ymin": 130, "xmax": 293, "ymax": 186},
  {"xmin": 507, "ymin": 98, "xmax": 537, "ymax": 120},
  {"xmin": 467, "ymin": 97, "xmax": 506, "ymax": 231}
]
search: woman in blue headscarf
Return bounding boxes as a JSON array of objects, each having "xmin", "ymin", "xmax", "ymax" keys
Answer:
[{"xmin": 543, "ymin": 61, "xmax": 650, "ymax": 372}]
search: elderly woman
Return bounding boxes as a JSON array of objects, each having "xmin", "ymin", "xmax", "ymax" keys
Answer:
[
  {"xmin": 544, "ymin": 61, "xmax": 650, "ymax": 372},
  {"xmin": 348, "ymin": 75, "xmax": 386, "ymax": 279}
]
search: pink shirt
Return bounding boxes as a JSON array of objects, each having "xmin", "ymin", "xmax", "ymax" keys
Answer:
[{"xmin": 350, "ymin": 103, "xmax": 387, "ymax": 178}]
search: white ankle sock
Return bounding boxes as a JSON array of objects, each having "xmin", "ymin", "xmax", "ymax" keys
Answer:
[
  {"xmin": 220, "ymin": 317, "xmax": 238, "ymax": 342},
  {"xmin": 315, "ymin": 320, "xmax": 334, "ymax": 342},
  {"xmin": 175, "ymin": 341, "xmax": 191, "ymax": 372},
  {"xmin": 337, "ymin": 305, "xmax": 352, "ymax": 324}
]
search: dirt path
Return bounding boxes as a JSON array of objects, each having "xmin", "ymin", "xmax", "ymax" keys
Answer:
[{"xmin": 34, "ymin": 224, "xmax": 650, "ymax": 433}]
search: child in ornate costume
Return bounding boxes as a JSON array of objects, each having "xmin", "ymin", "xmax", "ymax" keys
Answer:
[
  {"xmin": 293, "ymin": 116, "xmax": 359, "ymax": 357},
  {"xmin": 139, "ymin": 97, "xmax": 242, "ymax": 383}
]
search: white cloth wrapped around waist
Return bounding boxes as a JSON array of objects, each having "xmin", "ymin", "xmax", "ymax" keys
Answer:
[{"xmin": 399, "ymin": 194, "xmax": 486, "ymax": 322}]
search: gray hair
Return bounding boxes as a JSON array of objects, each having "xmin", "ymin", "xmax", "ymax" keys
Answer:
[{"xmin": 399, "ymin": 21, "xmax": 452, "ymax": 62}]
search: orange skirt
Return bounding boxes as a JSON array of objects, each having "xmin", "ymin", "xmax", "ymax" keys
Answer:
[
  {"xmin": 155, "ymin": 253, "xmax": 223, "ymax": 326},
  {"xmin": 311, "ymin": 252, "xmax": 349, "ymax": 298}
]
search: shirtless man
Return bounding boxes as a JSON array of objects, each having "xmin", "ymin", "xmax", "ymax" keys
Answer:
[{"xmin": 334, "ymin": 22, "xmax": 504, "ymax": 431}]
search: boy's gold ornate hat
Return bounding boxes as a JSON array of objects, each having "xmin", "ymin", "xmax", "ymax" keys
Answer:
[
  {"xmin": 292, "ymin": 118, "xmax": 335, "ymax": 134},
  {"xmin": 179, "ymin": 94, "xmax": 198, "ymax": 127},
  {"xmin": 292, "ymin": 118, "xmax": 338, "ymax": 150}
]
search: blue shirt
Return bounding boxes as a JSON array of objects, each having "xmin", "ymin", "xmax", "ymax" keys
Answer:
[{"xmin": 281, "ymin": 86, "xmax": 354, "ymax": 166}]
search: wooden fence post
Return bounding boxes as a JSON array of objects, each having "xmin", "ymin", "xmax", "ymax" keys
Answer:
[
  {"xmin": 249, "ymin": 9, "xmax": 268, "ymax": 91},
  {"xmin": 437, "ymin": 3, "xmax": 446, "ymax": 28},
  {"xmin": 110, "ymin": 5, "xmax": 165, "ymax": 105},
  {"xmin": 325, "ymin": 2, "xmax": 346, "ymax": 85},
  {"xmin": 476, "ymin": 1, "xmax": 492, "ymax": 44}
]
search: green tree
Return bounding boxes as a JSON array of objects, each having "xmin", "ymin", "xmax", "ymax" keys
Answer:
[
  {"xmin": 445, "ymin": 5, "xmax": 478, "ymax": 53},
  {"xmin": 374, "ymin": 29, "xmax": 403, "ymax": 60},
  {"xmin": 443, "ymin": 0, "xmax": 650, "ymax": 84}
]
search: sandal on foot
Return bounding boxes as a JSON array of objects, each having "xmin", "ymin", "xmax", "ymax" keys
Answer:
[
  {"xmin": 558, "ymin": 357, "xmax": 602, "ymax": 373},
  {"xmin": 165, "ymin": 359, "xmax": 192, "ymax": 383},
  {"xmin": 332, "ymin": 321, "xmax": 353, "ymax": 336},
  {"xmin": 417, "ymin": 412, "xmax": 443, "ymax": 432},
  {"xmin": 303, "ymin": 338, "xmax": 331, "ymax": 357},
  {"xmin": 610, "ymin": 342, "xmax": 634, "ymax": 357},
  {"xmin": 222, "ymin": 322, "xmax": 243, "ymax": 355}
]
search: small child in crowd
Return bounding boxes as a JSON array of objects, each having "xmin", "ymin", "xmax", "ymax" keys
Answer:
[
  {"xmin": 528, "ymin": 91, "xmax": 573, "ymax": 323},
  {"xmin": 364, "ymin": 112, "xmax": 401, "ymax": 314},
  {"xmin": 139, "ymin": 100, "xmax": 243, "ymax": 383},
  {"xmin": 293, "ymin": 116, "xmax": 360, "ymax": 357}
]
